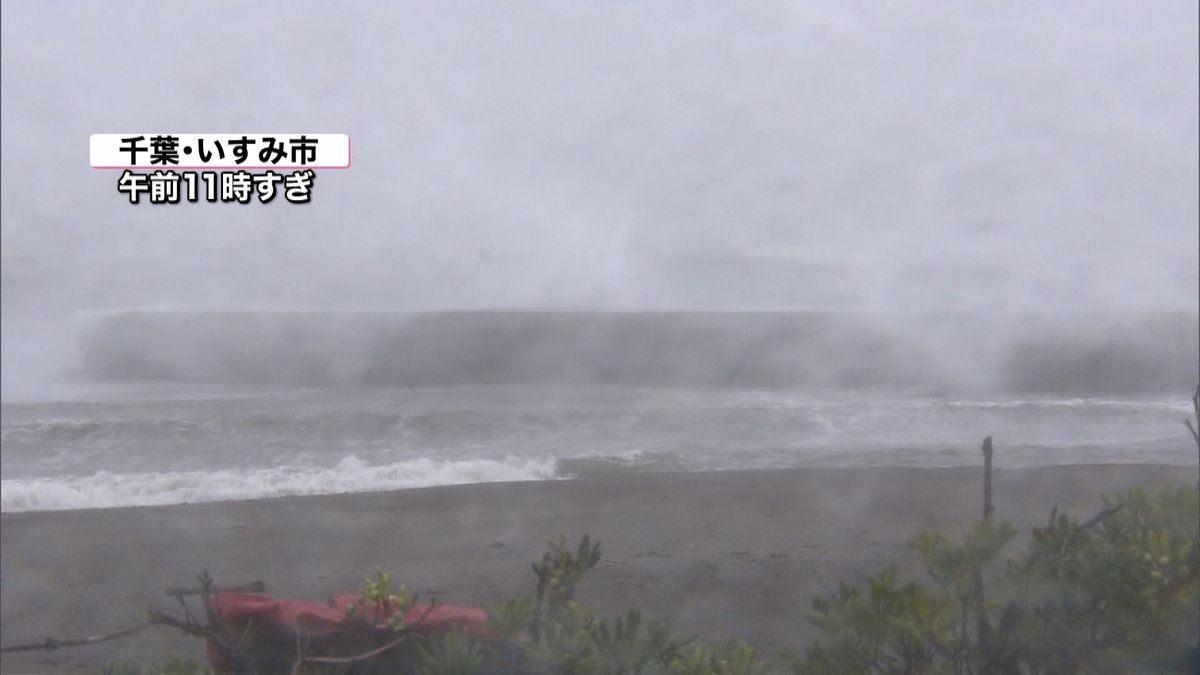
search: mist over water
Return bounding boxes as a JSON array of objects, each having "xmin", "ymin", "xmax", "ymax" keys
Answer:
[
  {"xmin": 74, "ymin": 310, "xmax": 1199, "ymax": 395},
  {"xmin": 1, "ymin": 2, "xmax": 1197, "ymax": 510}
]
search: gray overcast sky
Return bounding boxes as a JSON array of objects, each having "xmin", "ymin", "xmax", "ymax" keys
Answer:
[{"xmin": 2, "ymin": 1, "xmax": 1197, "ymax": 314}]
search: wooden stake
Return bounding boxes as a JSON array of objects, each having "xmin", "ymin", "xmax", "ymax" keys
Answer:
[{"xmin": 982, "ymin": 435, "xmax": 994, "ymax": 520}]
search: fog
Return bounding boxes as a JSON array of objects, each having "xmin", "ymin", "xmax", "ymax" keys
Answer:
[
  {"xmin": 1, "ymin": 2, "xmax": 1198, "ymax": 397},
  {"xmin": 4, "ymin": 10, "xmax": 1200, "ymax": 673}
]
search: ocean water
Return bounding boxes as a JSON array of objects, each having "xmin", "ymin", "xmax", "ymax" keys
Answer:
[{"xmin": 1, "ymin": 310, "xmax": 1196, "ymax": 512}]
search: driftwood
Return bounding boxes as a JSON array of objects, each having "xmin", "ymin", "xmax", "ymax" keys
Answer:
[
  {"xmin": 0, "ymin": 575, "xmax": 260, "ymax": 654},
  {"xmin": 0, "ymin": 571, "xmax": 259, "ymax": 653},
  {"xmin": 1082, "ymin": 502, "xmax": 1125, "ymax": 529},
  {"xmin": 0, "ymin": 572, "xmax": 451, "ymax": 674},
  {"xmin": 0, "ymin": 622, "xmax": 153, "ymax": 654},
  {"xmin": 166, "ymin": 580, "xmax": 265, "ymax": 598}
]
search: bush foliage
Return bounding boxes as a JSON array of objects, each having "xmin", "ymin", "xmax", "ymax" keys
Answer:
[{"xmin": 789, "ymin": 484, "xmax": 1198, "ymax": 674}]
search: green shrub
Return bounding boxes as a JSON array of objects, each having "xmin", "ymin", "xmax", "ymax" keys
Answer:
[
  {"xmin": 671, "ymin": 640, "xmax": 770, "ymax": 675},
  {"xmin": 788, "ymin": 483, "xmax": 1200, "ymax": 674},
  {"xmin": 418, "ymin": 629, "xmax": 485, "ymax": 675}
]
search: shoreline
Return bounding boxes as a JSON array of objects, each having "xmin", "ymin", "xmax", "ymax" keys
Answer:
[
  {"xmin": 5, "ymin": 453, "xmax": 1196, "ymax": 516},
  {"xmin": 1, "ymin": 464, "xmax": 1189, "ymax": 672},
  {"xmin": 4, "ymin": 460, "xmax": 1197, "ymax": 518}
]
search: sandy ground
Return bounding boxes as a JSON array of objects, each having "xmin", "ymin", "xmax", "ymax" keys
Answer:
[{"xmin": 0, "ymin": 464, "xmax": 1187, "ymax": 673}]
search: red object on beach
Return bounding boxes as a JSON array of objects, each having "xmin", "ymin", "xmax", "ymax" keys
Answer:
[{"xmin": 204, "ymin": 591, "xmax": 494, "ymax": 671}]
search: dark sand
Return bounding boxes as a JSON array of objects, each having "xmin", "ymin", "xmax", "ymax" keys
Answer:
[{"xmin": 0, "ymin": 464, "xmax": 1188, "ymax": 673}]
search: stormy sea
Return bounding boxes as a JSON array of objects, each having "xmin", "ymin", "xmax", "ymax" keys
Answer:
[{"xmin": 2, "ymin": 309, "xmax": 1196, "ymax": 512}]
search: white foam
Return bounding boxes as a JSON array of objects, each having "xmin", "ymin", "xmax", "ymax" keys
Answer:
[
  {"xmin": 939, "ymin": 397, "xmax": 1190, "ymax": 411},
  {"xmin": 0, "ymin": 454, "xmax": 560, "ymax": 513}
]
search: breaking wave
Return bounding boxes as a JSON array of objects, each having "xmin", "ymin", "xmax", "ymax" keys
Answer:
[{"xmin": 0, "ymin": 454, "xmax": 561, "ymax": 513}]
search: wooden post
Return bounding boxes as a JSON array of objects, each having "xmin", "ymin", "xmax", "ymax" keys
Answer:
[
  {"xmin": 974, "ymin": 436, "xmax": 996, "ymax": 668},
  {"xmin": 982, "ymin": 436, "xmax": 994, "ymax": 519},
  {"xmin": 1185, "ymin": 386, "xmax": 1200, "ymax": 465}
]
